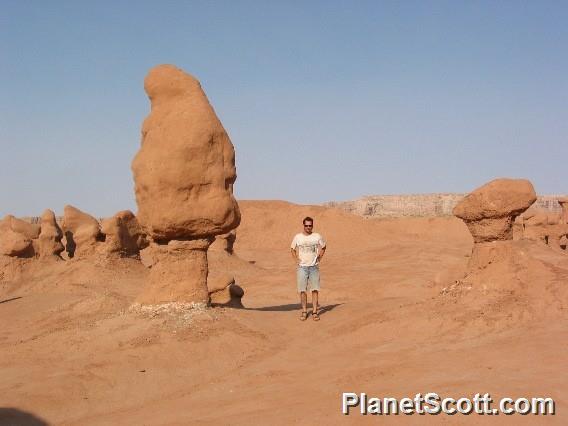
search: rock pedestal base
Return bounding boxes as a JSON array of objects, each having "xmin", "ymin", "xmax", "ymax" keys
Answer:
[
  {"xmin": 137, "ymin": 238, "xmax": 212, "ymax": 305},
  {"xmin": 467, "ymin": 240, "xmax": 517, "ymax": 271}
]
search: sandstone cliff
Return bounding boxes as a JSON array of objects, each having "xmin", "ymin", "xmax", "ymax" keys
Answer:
[{"xmin": 325, "ymin": 194, "xmax": 566, "ymax": 218}]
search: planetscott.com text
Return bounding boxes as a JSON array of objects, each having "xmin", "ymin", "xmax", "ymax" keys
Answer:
[{"xmin": 342, "ymin": 392, "xmax": 555, "ymax": 416}]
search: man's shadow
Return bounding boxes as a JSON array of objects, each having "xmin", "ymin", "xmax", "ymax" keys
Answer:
[{"xmin": 241, "ymin": 303, "xmax": 343, "ymax": 316}]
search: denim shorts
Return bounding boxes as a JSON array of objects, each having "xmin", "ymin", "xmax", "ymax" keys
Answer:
[{"xmin": 297, "ymin": 265, "xmax": 320, "ymax": 293}]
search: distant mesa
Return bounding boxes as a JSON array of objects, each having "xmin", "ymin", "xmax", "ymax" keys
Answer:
[{"xmin": 326, "ymin": 193, "xmax": 566, "ymax": 218}]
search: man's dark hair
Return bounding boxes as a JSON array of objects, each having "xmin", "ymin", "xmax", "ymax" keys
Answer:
[{"xmin": 303, "ymin": 216, "xmax": 314, "ymax": 225}]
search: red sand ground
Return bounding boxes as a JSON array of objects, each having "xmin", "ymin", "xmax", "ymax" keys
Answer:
[{"xmin": 1, "ymin": 200, "xmax": 566, "ymax": 425}]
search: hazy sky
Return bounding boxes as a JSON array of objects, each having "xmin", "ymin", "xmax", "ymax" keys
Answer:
[{"xmin": 1, "ymin": 1, "xmax": 567, "ymax": 217}]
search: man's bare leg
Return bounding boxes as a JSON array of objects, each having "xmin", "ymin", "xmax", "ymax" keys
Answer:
[
  {"xmin": 311, "ymin": 290, "xmax": 319, "ymax": 320},
  {"xmin": 300, "ymin": 291, "xmax": 308, "ymax": 320}
]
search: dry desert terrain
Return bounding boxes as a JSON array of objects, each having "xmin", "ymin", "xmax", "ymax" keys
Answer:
[{"xmin": 1, "ymin": 200, "xmax": 567, "ymax": 425}]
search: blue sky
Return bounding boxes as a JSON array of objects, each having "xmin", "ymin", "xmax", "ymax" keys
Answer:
[{"xmin": 1, "ymin": 0, "xmax": 567, "ymax": 217}]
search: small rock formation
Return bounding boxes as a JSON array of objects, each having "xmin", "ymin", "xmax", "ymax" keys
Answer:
[
  {"xmin": 454, "ymin": 178, "xmax": 536, "ymax": 269},
  {"xmin": 38, "ymin": 209, "xmax": 64, "ymax": 258},
  {"xmin": 0, "ymin": 215, "xmax": 40, "ymax": 257},
  {"xmin": 558, "ymin": 197, "xmax": 568, "ymax": 224},
  {"xmin": 132, "ymin": 64, "xmax": 241, "ymax": 305},
  {"xmin": 62, "ymin": 205, "xmax": 102, "ymax": 258},
  {"xmin": 210, "ymin": 230, "xmax": 236, "ymax": 254},
  {"xmin": 453, "ymin": 178, "xmax": 536, "ymax": 243},
  {"xmin": 100, "ymin": 210, "xmax": 148, "ymax": 257},
  {"xmin": 207, "ymin": 273, "xmax": 244, "ymax": 307},
  {"xmin": 521, "ymin": 208, "xmax": 568, "ymax": 250}
]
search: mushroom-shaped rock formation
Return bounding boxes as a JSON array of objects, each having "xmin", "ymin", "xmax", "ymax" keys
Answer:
[
  {"xmin": 453, "ymin": 178, "xmax": 536, "ymax": 243},
  {"xmin": 0, "ymin": 215, "xmax": 40, "ymax": 257},
  {"xmin": 454, "ymin": 178, "xmax": 537, "ymax": 270},
  {"xmin": 38, "ymin": 209, "xmax": 64, "ymax": 258},
  {"xmin": 100, "ymin": 210, "xmax": 148, "ymax": 257},
  {"xmin": 62, "ymin": 205, "xmax": 102, "ymax": 258},
  {"xmin": 132, "ymin": 64, "xmax": 241, "ymax": 305}
]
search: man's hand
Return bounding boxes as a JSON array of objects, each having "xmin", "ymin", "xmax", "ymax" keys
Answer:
[
  {"xmin": 291, "ymin": 248, "xmax": 298, "ymax": 264},
  {"xmin": 317, "ymin": 246, "xmax": 326, "ymax": 263}
]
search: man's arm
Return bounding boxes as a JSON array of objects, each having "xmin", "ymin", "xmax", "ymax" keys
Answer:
[
  {"xmin": 291, "ymin": 247, "xmax": 298, "ymax": 263},
  {"xmin": 317, "ymin": 246, "xmax": 326, "ymax": 262}
]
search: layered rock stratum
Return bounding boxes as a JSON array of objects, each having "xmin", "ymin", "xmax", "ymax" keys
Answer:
[{"xmin": 326, "ymin": 193, "xmax": 566, "ymax": 218}]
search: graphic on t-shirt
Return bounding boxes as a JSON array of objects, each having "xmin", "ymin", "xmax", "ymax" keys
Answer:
[{"xmin": 291, "ymin": 233, "xmax": 326, "ymax": 266}]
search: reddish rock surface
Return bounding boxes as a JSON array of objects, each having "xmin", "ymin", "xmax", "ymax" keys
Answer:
[
  {"xmin": 62, "ymin": 205, "xmax": 102, "ymax": 258},
  {"xmin": 132, "ymin": 65, "xmax": 241, "ymax": 305},
  {"xmin": 131, "ymin": 64, "xmax": 240, "ymax": 241},
  {"xmin": 0, "ymin": 215, "xmax": 39, "ymax": 257},
  {"xmin": 100, "ymin": 210, "xmax": 148, "ymax": 257},
  {"xmin": 453, "ymin": 178, "xmax": 536, "ymax": 243},
  {"xmin": 38, "ymin": 209, "xmax": 64, "ymax": 258}
]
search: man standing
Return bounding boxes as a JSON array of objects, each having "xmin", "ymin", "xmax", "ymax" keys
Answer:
[{"xmin": 290, "ymin": 216, "xmax": 326, "ymax": 321}]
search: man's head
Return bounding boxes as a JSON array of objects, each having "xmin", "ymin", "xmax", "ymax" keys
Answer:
[{"xmin": 302, "ymin": 216, "xmax": 314, "ymax": 235}]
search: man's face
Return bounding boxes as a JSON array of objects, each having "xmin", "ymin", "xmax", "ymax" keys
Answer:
[{"xmin": 303, "ymin": 221, "xmax": 313, "ymax": 235}]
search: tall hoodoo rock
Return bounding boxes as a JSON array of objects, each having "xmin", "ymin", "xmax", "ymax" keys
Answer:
[
  {"xmin": 132, "ymin": 64, "xmax": 241, "ymax": 305},
  {"xmin": 38, "ymin": 209, "xmax": 64, "ymax": 258}
]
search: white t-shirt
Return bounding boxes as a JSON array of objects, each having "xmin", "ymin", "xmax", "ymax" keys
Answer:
[{"xmin": 291, "ymin": 232, "xmax": 326, "ymax": 266}]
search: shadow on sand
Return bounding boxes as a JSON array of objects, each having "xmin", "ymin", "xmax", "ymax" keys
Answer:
[
  {"xmin": 0, "ymin": 296, "xmax": 23, "ymax": 305},
  {"xmin": 0, "ymin": 408, "xmax": 49, "ymax": 425},
  {"xmin": 240, "ymin": 303, "xmax": 343, "ymax": 316}
]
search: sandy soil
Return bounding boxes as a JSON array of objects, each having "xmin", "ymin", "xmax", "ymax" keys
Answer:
[{"xmin": 1, "ymin": 201, "xmax": 566, "ymax": 425}]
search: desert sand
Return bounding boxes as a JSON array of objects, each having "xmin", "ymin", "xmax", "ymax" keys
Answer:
[{"xmin": 1, "ymin": 200, "xmax": 567, "ymax": 425}]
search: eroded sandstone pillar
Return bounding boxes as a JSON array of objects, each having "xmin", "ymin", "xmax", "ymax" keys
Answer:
[
  {"xmin": 132, "ymin": 64, "xmax": 241, "ymax": 306},
  {"xmin": 454, "ymin": 178, "xmax": 536, "ymax": 270},
  {"xmin": 136, "ymin": 239, "xmax": 212, "ymax": 305}
]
